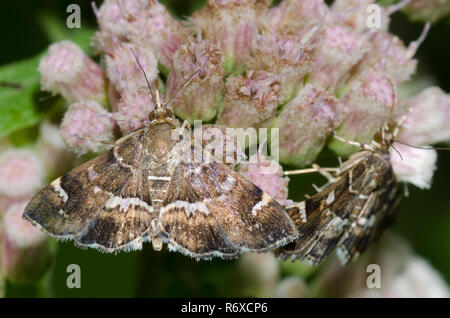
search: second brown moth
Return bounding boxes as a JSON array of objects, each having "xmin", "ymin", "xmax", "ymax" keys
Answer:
[{"xmin": 275, "ymin": 123, "xmax": 402, "ymax": 266}]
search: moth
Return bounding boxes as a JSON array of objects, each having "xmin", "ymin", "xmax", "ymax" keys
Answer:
[
  {"xmin": 275, "ymin": 123, "xmax": 402, "ymax": 265},
  {"xmin": 23, "ymin": 90, "xmax": 298, "ymax": 259}
]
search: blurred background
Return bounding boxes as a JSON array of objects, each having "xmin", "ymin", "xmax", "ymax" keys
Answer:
[{"xmin": 0, "ymin": 0, "xmax": 449, "ymax": 297}]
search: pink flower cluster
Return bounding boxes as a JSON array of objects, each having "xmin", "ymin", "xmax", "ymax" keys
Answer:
[
  {"xmin": 0, "ymin": 146, "xmax": 59, "ymax": 284},
  {"xmin": 36, "ymin": 0, "xmax": 449, "ymax": 207}
]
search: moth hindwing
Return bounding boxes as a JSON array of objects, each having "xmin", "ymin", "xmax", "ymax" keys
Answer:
[
  {"xmin": 275, "ymin": 127, "xmax": 402, "ymax": 266},
  {"xmin": 24, "ymin": 107, "xmax": 298, "ymax": 259}
]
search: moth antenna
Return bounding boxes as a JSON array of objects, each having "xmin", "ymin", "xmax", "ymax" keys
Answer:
[
  {"xmin": 164, "ymin": 69, "xmax": 201, "ymax": 108},
  {"xmin": 130, "ymin": 48, "xmax": 157, "ymax": 105},
  {"xmin": 391, "ymin": 144, "xmax": 403, "ymax": 161},
  {"xmin": 393, "ymin": 140, "xmax": 450, "ymax": 151}
]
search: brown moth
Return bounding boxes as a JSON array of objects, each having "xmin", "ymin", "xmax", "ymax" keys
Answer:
[
  {"xmin": 23, "ymin": 94, "xmax": 298, "ymax": 260},
  {"xmin": 275, "ymin": 123, "xmax": 402, "ymax": 266}
]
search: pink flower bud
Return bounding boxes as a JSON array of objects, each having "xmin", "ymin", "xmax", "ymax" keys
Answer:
[
  {"xmin": 239, "ymin": 151, "xmax": 291, "ymax": 205},
  {"xmin": 358, "ymin": 31, "xmax": 420, "ymax": 85},
  {"xmin": 262, "ymin": 0, "xmax": 328, "ymax": 35},
  {"xmin": 112, "ymin": 90, "xmax": 156, "ymax": 134},
  {"xmin": 217, "ymin": 70, "xmax": 282, "ymax": 128},
  {"xmin": 94, "ymin": 0, "xmax": 147, "ymax": 40},
  {"xmin": 103, "ymin": 39, "xmax": 158, "ymax": 94},
  {"xmin": 201, "ymin": 124, "xmax": 247, "ymax": 167},
  {"xmin": 272, "ymin": 84, "xmax": 340, "ymax": 167},
  {"xmin": 398, "ymin": 87, "xmax": 450, "ymax": 146},
  {"xmin": 330, "ymin": 0, "xmax": 377, "ymax": 33},
  {"xmin": 39, "ymin": 41, "xmax": 106, "ymax": 104},
  {"xmin": 1, "ymin": 202, "xmax": 51, "ymax": 283},
  {"xmin": 237, "ymin": 253, "xmax": 280, "ymax": 297},
  {"xmin": 191, "ymin": 0, "xmax": 270, "ymax": 71},
  {"xmin": 0, "ymin": 149, "xmax": 44, "ymax": 198},
  {"xmin": 310, "ymin": 25, "xmax": 370, "ymax": 89},
  {"xmin": 352, "ymin": 256, "xmax": 450, "ymax": 298},
  {"xmin": 251, "ymin": 33, "xmax": 313, "ymax": 100},
  {"xmin": 36, "ymin": 121, "xmax": 74, "ymax": 179},
  {"xmin": 272, "ymin": 276, "xmax": 309, "ymax": 298},
  {"xmin": 96, "ymin": 0, "xmax": 185, "ymax": 70},
  {"xmin": 166, "ymin": 41, "xmax": 224, "ymax": 121},
  {"xmin": 329, "ymin": 69, "xmax": 400, "ymax": 157},
  {"xmin": 390, "ymin": 142, "xmax": 437, "ymax": 189},
  {"xmin": 404, "ymin": 0, "xmax": 450, "ymax": 23},
  {"xmin": 60, "ymin": 101, "xmax": 115, "ymax": 155}
]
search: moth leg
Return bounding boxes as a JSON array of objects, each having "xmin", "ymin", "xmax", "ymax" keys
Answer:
[
  {"xmin": 348, "ymin": 168, "xmax": 359, "ymax": 194},
  {"xmin": 392, "ymin": 108, "xmax": 411, "ymax": 138},
  {"xmin": 284, "ymin": 166, "xmax": 338, "ymax": 180},
  {"xmin": 331, "ymin": 132, "xmax": 375, "ymax": 151}
]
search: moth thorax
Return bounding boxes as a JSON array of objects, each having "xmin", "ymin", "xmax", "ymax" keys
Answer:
[{"xmin": 146, "ymin": 123, "xmax": 177, "ymax": 161}]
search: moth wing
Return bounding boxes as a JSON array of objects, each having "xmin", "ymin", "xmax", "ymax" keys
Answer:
[
  {"xmin": 274, "ymin": 169, "xmax": 354, "ymax": 265},
  {"xmin": 24, "ymin": 129, "xmax": 156, "ymax": 252},
  {"xmin": 158, "ymin": 161, "xmax": 298, "ymax": 259},
  {"xmin": 336, "ymin": 178, "xmax": 402, "ymax": 265}
]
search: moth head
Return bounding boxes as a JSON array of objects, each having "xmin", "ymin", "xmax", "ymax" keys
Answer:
[
  {"xmin": 149, "ymin": 107, "xmax": 173, "ymax": 124},
  {"xmin": 374, "ymin": 123, "xmax": 394, "ymax": 151}
]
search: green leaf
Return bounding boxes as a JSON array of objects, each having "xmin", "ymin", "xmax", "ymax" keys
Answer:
[
  {"xmin": 0, "ymin": 55, "xmax": 43, "ymax": 138},
  {"xmin": 0, "ymin": 27, "xmax": 95, "ymax": 138}
]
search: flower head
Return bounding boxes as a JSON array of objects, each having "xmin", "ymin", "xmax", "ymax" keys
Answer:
[
  {"xmin": 39, "ymin": 40, "xmax": 106, "ymax": 104},
  {"xmin": 167, "ymin": 40, "xmax": 224, "ymax": 121},
  {"xmin": 0, "ymin": 149, "xmax": 44, "ymax": 198},
  {"xmin": 217, "ymin": 70, "xmax": 282, "ymax": 128},
  {"xmin": 390, "ymin": 142, "xmax": 437, "ymax": 189},
  {"xmin": 60, "ymin": 100, "xmax": 115, "ymax": 155},
  {"xmin": 398, "ymin": 87, "xmax": 450, "ymax": 146},
  {"xmin": 1, "ymin": 202, "xmax": 51, "ymax": 283}
]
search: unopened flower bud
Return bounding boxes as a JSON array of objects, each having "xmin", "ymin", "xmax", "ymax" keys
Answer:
[
  {"xmin": 272, "ymin": 84, "xmax": 340, "ymax": 167},
  {"xmin": 251, "ymin": 33, "xmax": 313, "ymax": 100},
  {"xmin": 236, "ymin": 253, "xmax": 280, "ymax": 297},
  {"xmin": 191, "ymin": 0, "xmax": 270, "ymax": 72},
  {"xmin": 200, "ymin": 124, "xmax": 246, "ymax": 167},
  {"xmin": 36, "ymin": 121, "xmax": 74, "ymax": 179},
  {"xmin": 272, "ymin": 276, "xmax": 309, "ymax": 298},
  {"xmin": 1, "ymin": 202, "xmax": 52, "ymax": 283},
  {"xmin": 167, "ymin": 41, "xmax": 224, "ymax": 122},
  {"xmin": 352, "ymin": 256, "xmax": 450, "ymax": 298},
  {"xmin": 262, "ymin": 0, "xmax": 328, "ymax": 36},
  {"xmin": 398, "ymin": 87, "xmax": 450, "ymax": 146},
  {"xmin": 112, "ymin": 90, "xmax": 156, "ymax": 134},
  {"xmin": 310, "ymin": 25, "xmax": 369, "ymax": 89},
  {"xmin": 0, "ymin": 149, "xmax": 44, "ymax": 198},
  {"xmin": 239, "ymin": 149, "xmax": 291, "ymax": 205},
  {"xmin": 358, "ymin": 30, "xmax": 424, "ymax": 85},
  {"xmin": 103, "ymin": 40, "xmax": 158, "ymax": 94},
  {"xmin": 60, "ymin": 101, "xmax": 115, "ymax": 155},
  {"xmin": 329, "ymin": 69, "xmax": 400, "ymax": 157},
  {"xmin": 39, "ymin": 40, "xmax": 106, "ymax": 104},
  {"xmin": 390, "ymin": 142, "xmax": 437, "ymax": 189},
  {"xmin": 94, "ymin": 0, "xmax": 147, "ymax": 40},
  {"xmin": 217, "ymin": 70, "xmax": 281, "ymax": 128}
]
